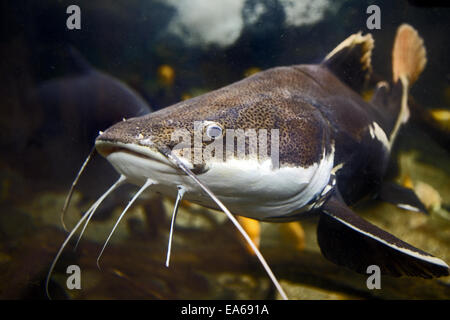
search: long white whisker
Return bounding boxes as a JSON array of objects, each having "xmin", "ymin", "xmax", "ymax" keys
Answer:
[
  {"xmin": 96, "ymin": 178, "xmax": 154, "ymax": 269},
  {"xmin": 46, "ymin": 175, "xmax": 126, "ymax": 299},
  {"xmin": 73, "ymin": 200, "xmax": 103, "ymax": 250},
  {"xmin": 165, "ymin": 185, "xmax": 186, "ymax": 268},
  {"xmin": 73, "ymin": 175, "xmax": 127, "ymax": 250},
  {"xmin": 61, "ymin": 147, "xmax": 96, "ymax": 232},
  {"xmin": 162, "ymin": 149, "xmax": 288, "ymax": 300}
]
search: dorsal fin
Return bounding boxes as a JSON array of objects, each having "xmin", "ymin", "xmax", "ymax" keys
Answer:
[{"xmin": 322, "ymin": 32, "xmax": 374, "ymax": 93}]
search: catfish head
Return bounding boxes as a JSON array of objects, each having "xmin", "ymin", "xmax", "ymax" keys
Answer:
[{"xmin": 95, "ymin": 67, "xmax": 334, "ymax": 221}]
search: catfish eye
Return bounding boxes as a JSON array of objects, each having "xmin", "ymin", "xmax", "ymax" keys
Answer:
[{"xmin": 205, "ymin": 123, "xmax": 223, "ymax": 139}]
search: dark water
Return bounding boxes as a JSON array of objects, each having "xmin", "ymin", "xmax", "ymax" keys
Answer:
[{"xmin": 0, "ymin": 0, "xmax": 449, "ymax": 299}]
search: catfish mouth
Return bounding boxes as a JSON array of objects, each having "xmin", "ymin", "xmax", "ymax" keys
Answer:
[
  {"xmin": 96, "ymin": 140, "xmax": 161, "ymax": 162},
  {"xmin": 95, "ymin": 139, "xmax": 178, "ymax": 168},
  {"xmin": 95, "ymin": 139, "xmax": 207, "ymax": 175}
]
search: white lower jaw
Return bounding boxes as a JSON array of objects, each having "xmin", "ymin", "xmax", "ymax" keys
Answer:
[
  {"xmin": 101, "ymin": 141, "xmax": 194, "ymax": 196},
  {"xmin": 102, "ymin": 142, "xmax": 334, "ymax": 221}
]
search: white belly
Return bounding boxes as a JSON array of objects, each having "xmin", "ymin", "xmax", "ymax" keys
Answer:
[{"xmin": 105, "ymin": 143, "xmax": 334, "ymax": 220}]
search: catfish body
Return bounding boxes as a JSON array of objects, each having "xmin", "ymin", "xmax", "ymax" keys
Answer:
[
  {"xmin": 96, "ymin": 62, "xmax": 387, "ymax": 220},
  {"xmin": 94, "ymin": 25, "xmax": 449, "ymax": 279}
]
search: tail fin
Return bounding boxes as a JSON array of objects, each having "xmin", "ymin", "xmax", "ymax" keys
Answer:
[
  {"xmin": 392, "ymin": 24, "xmax": 427, "ymax": 86},
  {"xmin": 388, "ymin": 24, "xmax": 427, "ymax": 143}
]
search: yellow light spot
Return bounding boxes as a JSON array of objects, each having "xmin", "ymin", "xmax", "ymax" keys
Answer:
[
  {"xmin": 430, "ymin": 109, "xmax": 450, "ymax": 121},
  {"xmin": 181, "ymin": 93, "xmax": 192, "ymax": 101},
  {"xmin": 157, "ymin": 64, "xmax": 175, "ymax": 87},
  {"xmin": 361, "ymin": 89, "xmax": 374, "ymax": 102},
  {"xmin": 401, "ymin": 175, "xmax": 414, "ymax": 190},
  {"xmin": 237, "ymin": 216, "xmax": 260, "ymax": 255},
  {"xmin": 279, "ymin": 222, "xmax": 305, "ymax": 251},
  {"xmin": 430, "ymin": 109, "xmax": 450, "ymax": 130},
  {"xmin": 112, "ymin": 269, "xmax": 126, "ymax": 278},
  {"xmin": 243, "ymin": 67, "xmax": 261, "ymax": 78}
]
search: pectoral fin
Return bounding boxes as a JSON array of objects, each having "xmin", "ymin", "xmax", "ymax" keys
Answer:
[
  {"xmin": 317, "ymin": 194, "xmax": 449, "ymax": 278},
  {"xmin": 378, "ymin": 181, "xmax": 428, "ymax": 214}
]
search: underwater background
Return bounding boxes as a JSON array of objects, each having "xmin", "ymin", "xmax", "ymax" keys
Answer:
[{"xmin": 0, "ymin": 0, "xmax": 449, "ymax": 299}]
